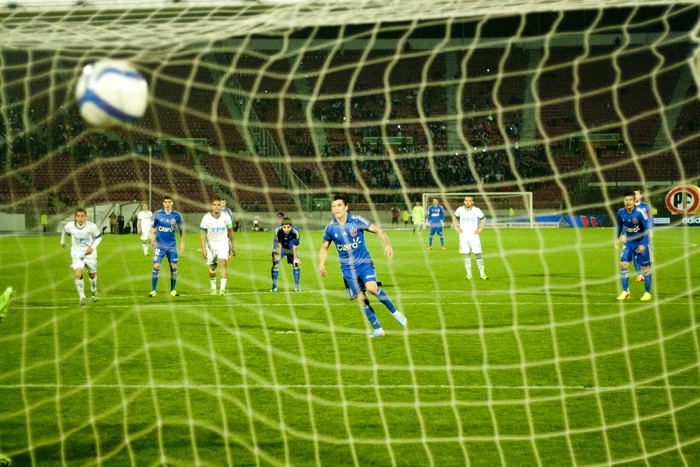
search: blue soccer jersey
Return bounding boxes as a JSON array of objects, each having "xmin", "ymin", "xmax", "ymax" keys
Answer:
[
  {"xmin": 616, "ymin": 207, "xmax": 650, "ymax": 246},
  {"xmin": 273, "ymin": 225, "xmax": 300, "ymax": 250},
  {"xmin": 322, "ymin": 213, "xmax": 374, "ymax": 269},
  {"xmin": 152, "ymin": 209, "xmax": 184, "ymax": 248},
  {"xmin": 427, "ymin": 205, "xmax": 445, "ymax": 226}
]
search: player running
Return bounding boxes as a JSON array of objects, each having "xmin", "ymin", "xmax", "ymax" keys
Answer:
[
  {"xmin": 615, "ymin": 192, "xmax": 652, "ymax": 301},
  {"xmin": 318, "ymin": 194, "xmax": 407, "ymax": 338},
  {"xmin": 137, "ymin": 202, "xmax": 153, "ymax": 256},
  {"xmin": 633, "ymin": 187, "xmax": 654, "ymax": 283},
  {"xmin": 61, "ymin": 208, "xmax": 102, "ymax": 305},
  {"xmin": 426, "ymin": 198, "xmax": 446, "ymax": 250},
  {"xmin": 200, "ymin": 199, "xmax": 235, "ymax": 296},
  {"xmin": 452, "ymin": 196, "xmax": 488, "ymax": 280},
  {"xmin": 271, "ymin": 217, "xmax": 301, "ymax": 292},
  {"xmin": 149, "ymin": 195, "xmax": 185, "ymax": 297}
]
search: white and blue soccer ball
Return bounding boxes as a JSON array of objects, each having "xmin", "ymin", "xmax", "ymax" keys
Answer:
[{"xmin": 76, "ymin": 59, "xmax": 148, "ymax": 128}]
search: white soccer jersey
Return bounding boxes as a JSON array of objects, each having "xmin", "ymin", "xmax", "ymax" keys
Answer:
[
  {"xmin": 137, "ymin": 210, "xmax": 153, "ymax": 238},
  {"xmin": 63, "ymin": 221, "xmax": 102, "ymax": 257},
  {"xmin": 200, "ymin": 212, "xmax": 232, "ymax": 246},
  {"xmin": 454, "ymin": 206, "xmax": 485, "ymax": 235}
]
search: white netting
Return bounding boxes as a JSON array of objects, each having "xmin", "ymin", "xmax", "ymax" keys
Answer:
[{"xmin": 1, "ymin": 3, "xmax": 700, "ymax": 466}]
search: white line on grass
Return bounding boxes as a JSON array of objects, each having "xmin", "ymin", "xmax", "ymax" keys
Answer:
[{"xmin": 0, "ymin": 383, "xmax": 698, "ymax": 391}]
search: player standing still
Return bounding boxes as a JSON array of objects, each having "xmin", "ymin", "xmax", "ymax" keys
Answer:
[
  {"xmin": 452, "ymin": 196, "xmax": 488, "ymax": 280},
  {"xmin": 615, "ymin": 192, "xmax": 652, "ymax": 301},
  {"xmin": 150, "ymin": 195, "xmax": 185, "ymax": 297},
  {"xmin": 200, "ymin": 199, "xmax": 235, "ymax": 296},
  {"xmin": 633, "ymin": 188, "xmax": 654, "ymax": 283},
  {"xmin": 61, "ymin": 208, "xmax": 103, "ymax": 305},
  {"xmin": 412, "ymin": 201, "xmax": 424, "ymax": 233},
  {"xmin": 270, "ymin": 217, "xmax": 301, "ymax": 292},
  {"xmin": 137, "ymin": 203, "xmax": 153, "ymax": 256},
  {"xmin": 426, "ymin": 198, "xmax": 446, "ymax": 250},
  {"xmin": 318, "ymin": 195, "xmax": 407, "ymax": 338}
]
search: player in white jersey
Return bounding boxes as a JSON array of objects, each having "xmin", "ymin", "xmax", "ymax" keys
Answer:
[
  {"xmin": 452, "ymin": 196, "xmax": 488, "ymax": 280},
  {"xmin": 200, "ymin": 199, "xmax": 236, "ymax": 296},
  {"xmin": 137, "ymin": 203, "xmax": 153, "ymax": 256},
  {"xmin": 61, "ymin": 208, "xmax": 103, "ymax": 305}
]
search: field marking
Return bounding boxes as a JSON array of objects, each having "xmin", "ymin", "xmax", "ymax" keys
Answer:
[{"xmin": 0, "ymin": 383, "xmax": 698, "ymax": 391}]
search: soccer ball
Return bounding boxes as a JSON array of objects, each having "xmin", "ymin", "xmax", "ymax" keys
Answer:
[{"xmin": 75, "ymin": 59, "xmax": 148, "ymax": 128}]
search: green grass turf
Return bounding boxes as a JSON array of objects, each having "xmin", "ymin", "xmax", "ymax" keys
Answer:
[{"xmin": 1, "ymin": 226, "xmax": 699, "ymax": 466}]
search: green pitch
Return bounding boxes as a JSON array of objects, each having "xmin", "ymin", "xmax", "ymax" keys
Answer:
[{"xmin": 1, "ymin": 227, "xmax": 699, "ymax": 466}]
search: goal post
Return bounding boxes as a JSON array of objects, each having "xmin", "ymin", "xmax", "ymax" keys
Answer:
[{"xmin": 422, "ymin": 191, "xmax": 534, "ymax": 228}]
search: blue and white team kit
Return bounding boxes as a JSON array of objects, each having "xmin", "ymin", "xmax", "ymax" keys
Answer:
[
  {"xmin": 273, "ymin": 225, "xmax": 301, "ymax": 263},
  {"xmin": 616, "ymin": 206, "xmax": 651, "ymax": 266},
  {"xmin": 323, "ymin": 213, "xmax": 378, "ymax": 299},
  {"xmin": 427, "ymin": 204, "xmax": 445, "ymax": 235},
  {"xmin": 152, "ymin": 208, "xmax": 184, "ymax": 265}
]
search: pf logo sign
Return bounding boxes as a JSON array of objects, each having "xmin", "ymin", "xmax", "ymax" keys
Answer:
[{"xmin": 665, "ymin": 185, "xmax": 700, "ymax": 215}]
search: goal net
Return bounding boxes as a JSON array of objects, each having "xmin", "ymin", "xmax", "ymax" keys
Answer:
[
  {"xmin": 422, "ymin": 192, "xmax": 535, "ymax": 227},
  {"xmin": 1, "ymin": 2, "xmax": 700, "ymax": 466}
]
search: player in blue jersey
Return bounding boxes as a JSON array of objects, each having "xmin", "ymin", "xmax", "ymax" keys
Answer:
[
  {"xmin": 220, "ymin": 198, "xmax": 235, "ymax": 258},
  {"xmin": 271, "ymin": 217, "xmax": 301, "ymax": 292},
  {"xmin": 633, "ymin": 187, "xmax": 654, "ymax": 283},
  {"xmin": 149, "ymin": 195, "xmax": 185, "ymax": 297},
  {"xmin": 614, "ymin": 192, "xmax": 652, "ymax": 301},
  {"xmin": 426, "ymin": 198, "xmax": 446, "ymax": 250},
  {"xmin": 318, "ymin": 194, "xmax": 407, "ymax": 337}
]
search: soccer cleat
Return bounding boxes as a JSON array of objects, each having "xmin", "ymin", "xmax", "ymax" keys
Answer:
[
  {"xmin": 480, "ymin": 274, "xmax": 489, "ymax": 280},
  {"xmin": 270, "ymin": 287, "xmax": 277, "ymax": 293},
  {"xmin": 441, "ymin": 246, "xmax": 446, "ymax": 250},
  {"xmin": 0, "ymin": 453, "xmax": 13, "ymax": 467},
  {"xmin": 170, "ymin": 290, "xmax": 179, "ymax": 297},
  {"xmin": 393, "ymin": 311, "xmax": 407, "ymax": 327},
  {"xmin": 635, "ymin": 275, "xmax": 644, "ymax": 282},
  {"xmin": 80, "ymin": 297, "xmax": 87, "ymax": 306},
  {"xmin": 466, "ymin": 275, "xmax": 472, "ymax": 280},
  {"xmin": 219, "ymin": 290, "xmax": 226, "ymax": 297},
  {"xmin": 295, "ymin": 287, "xmax": 301, "ymax": 292},
  {"xmin": 210, "ymin": 290, "xmax": 217, "ymax": 296},
  {"xmin": 0, "ymin": 287, "xmax": 14, "ymax": 323},
  {"xmin": 149, "ymin": 291, "xmax": 157, "ymax": 298},
  {"xmin": 144, "ymin": 253, "xmax": 149, "ymax": 256},
  {"xmin": 91, "ymin": 292, "xmax": 98, "ymax": 303},
  {"xmin": 426, "ymin": 246, "xmax": 432, "ymax": 250},
  {"xmin": 370, "ymin": 329, "xmax": 385, "ymax": 338},
  {"xmin": 640, "ymin": 292, "xmax": 652, "ymax": 301},
  {"xmin": 616, "ymin": 291, "xmax": 631, "ymax": 301}
]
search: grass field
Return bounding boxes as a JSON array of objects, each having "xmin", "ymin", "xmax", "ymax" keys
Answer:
[{"xmin": 1, "ymin": 226, "xmax": 699, "ymax": 466}]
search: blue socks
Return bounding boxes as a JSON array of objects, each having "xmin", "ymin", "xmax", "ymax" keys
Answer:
[
  {"xmin": 376, "ymin": 289, "xmax": 397, "ymax": 313},
  {"xmin": 151, "ymin": 268, "xmax": 159, "ymax": 291},
  {"xmin": 293, "ymin": 266, "xmax": 300, "ymax": 288},
  {"xmin": 170, "ymin": 267, "xmax": 178, "ymax": 291},
  {"xmin": 271, "ymin": 267, "xmax": 279, "ymax": 288},
  {"xmin": 361, "ymin": 304, "xmax": 381, "ymax": 330},
  {"xmin": 621, "ymin": 268, "xmax": 629, "ymax": 291},
  {"xmin": 643, "ymin": 269, "xmax": 652, "ymax": 293}
]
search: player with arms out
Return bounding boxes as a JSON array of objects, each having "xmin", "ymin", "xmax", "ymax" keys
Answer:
[
  {"xmin": 452, "ymin": 196, "xmax": 488, "ymax": 280},
  {"xmin": 426, "ymin": 198, "xmax": 446, "ymax": 250},
  {"xmin": 150, "ymin": 195, "xmax": 185, "ymax": 297},
  {"xmin": 318, "ymin": 195, "xmax": 407, "ymax": 338},
  {"xmin": 412, "ymin": 201, "xmax": 424, "ymax": 234},
  {"xmin": 137, "ymin": 202, "xmax": 153, "ymax": 256},
  {"xmin": 271, "ymin": 217, "xmax": 301, "ymax": 293},
  {"xmin": 633, "ymin": 187, "xmax": 654, "ymax": 283},
  {"xmin": 200, "ymin": 199, "xmax": 235, "ymax": 296},
  {"xmin": 61, "ymin": 208, "xmax": 103, "ymax": 305},
  {"xmin": 615, "ymin": 192, "xmax": 652, "ymax": 301}
]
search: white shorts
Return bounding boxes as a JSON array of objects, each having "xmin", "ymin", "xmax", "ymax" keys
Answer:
[
  {"xmin": 459, "ymin": 234, "xmax": 482, "ymax": 255},
  {"xmin": 71, "ymin": 252, "xmax": 97, "ymax": 273},
  {"xmin": 206, "ymin": 241, "xmax": 229, "ymax": 266},
  {"xmin": 140, "ymin": 231, "xmax": 150, "ymax": 241}
]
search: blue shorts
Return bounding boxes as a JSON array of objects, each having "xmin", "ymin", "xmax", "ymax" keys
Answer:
[
  {"xmin": 429, "ymin": 226, "xmax": 443, "ymax": 236},
  {"xmin": 620, "ymin": 243, "xmax": 651, "ymax": 267},
  {"xmin": 273, "ymin": 248, "xmax": 296, "ymax": 265},
  {"xmin": 341, "ymin": 263, "xmax": 378, "ymax": 300},
  {"xmin": 153, "ymin": 245, "xmax": 178, "ymax": 266}
]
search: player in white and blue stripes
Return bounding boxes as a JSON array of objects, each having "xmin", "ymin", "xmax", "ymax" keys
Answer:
[
  {"xmin": 149, "ymin": 195, "xmax": 185, "ymax": 297},
  {"xmin": 200, "ymin": 199, "xmax": 235, "ymax": 296},
  {"xmin": 633, "ymin": 187, "xmax": 654, "ymax": 283},
  {"xmin": 318, "ymin": 194, "xmax": 407, "ymax": 338},
  {"xmin": 614, "ymin": 192, "xmax": 652, "ymax": 301},
  {"xmin": 271, "ymin": 217, "xmax": 301, "ymax": 292},
  {"xmin": 61, "ymin": 208, "xmax": 103, "ymax": 305},
  {"xmin": 426, "ymin": 198, "xmax": 446, "ymax": 250}
]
